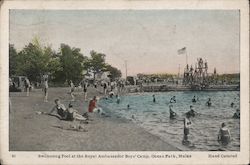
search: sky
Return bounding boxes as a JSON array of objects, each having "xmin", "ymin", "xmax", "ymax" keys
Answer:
[{"xmin": 10, "ymin": 10, "xmax": 240, "ymax": 77}]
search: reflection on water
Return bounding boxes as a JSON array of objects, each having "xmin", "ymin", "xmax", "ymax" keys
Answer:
[{"xmin": 99, "ymin": 91, "xmax": 240, "ymax": 151}]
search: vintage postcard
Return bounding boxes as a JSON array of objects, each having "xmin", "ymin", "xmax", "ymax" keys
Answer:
[{"xmin": 0, "ymin": 0, "xmax": 249, "ymax": 164}]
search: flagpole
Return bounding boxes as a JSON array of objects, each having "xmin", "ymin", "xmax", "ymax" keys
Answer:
[{"xmin": 185, "ymin": 49, "xmax": 188, "ymax": 66}]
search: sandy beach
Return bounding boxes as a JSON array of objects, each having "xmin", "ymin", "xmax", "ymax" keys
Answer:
[{"xmin": 9, "ymin": 87, "xmax": 179, "ymax": 151}]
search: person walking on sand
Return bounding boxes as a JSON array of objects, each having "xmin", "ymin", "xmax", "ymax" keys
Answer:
[
  {"xmin": 43, "ymin": 77, "xmax": 49, "ymax": 102},
  {"xmin": 88, "ymin": 96, "xmax": 97, "ymax": 113},
  {"xmin": 83, "ymin": 81, "xmax": 88, "ymax": 101},
  {"xmin": 103, "ymin": 82, "xmax": 107, "ymax": 95},
  {"xmin": 24, "ymin": 77, "xmax": 31, "ymax": 97},
  {"xmin": 182, "ymin": 113, "xmax": 192, "ymax": 145},
  {"xmin": 69, "ymin": 80, "xmax": 75, "ymax": 101},
  {"xmin": 218, "ymin": 122, "xmax": 231, "ymax": 145}
]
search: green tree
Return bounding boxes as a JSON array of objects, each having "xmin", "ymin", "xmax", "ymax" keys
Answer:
[
  {"xmin": 15, "ymin": 41, "xmax": 50, "ymax": 82},
  {"xmin": 87, "ymin": 50, "xmax": 106, "ymax": 80},
  {"xmin": 58, "ymin": 44, "xmax": 86, "ymax": 83},
  {"xmin": 9, "ymin": 44, "xmax": 18, "ymax": 76},
  {"xmin": 105, "ymin": 64, "xmax": 122, "ymax": 81}
]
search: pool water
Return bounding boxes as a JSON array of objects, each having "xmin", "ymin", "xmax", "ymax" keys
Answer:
[{"xmin": 99, "ymin": 91, "xmax": 240, "ymax": 151}]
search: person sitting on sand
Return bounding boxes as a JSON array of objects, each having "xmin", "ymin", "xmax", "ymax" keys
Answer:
[
  {"xmin": 48, "ymin": 99, "xmax": 68, "ymax": 119},
  {"xmin": 182, "ymin": 113, "xmax": 192, "ymax": 145},
  {"xmin": 170, "ymin": 96, "xmax": 176, "ymax": 103},
  {"xmin": 66, "ymin": 103, "xmax": 87, "ymax": 122},
  {"xmin": 192, "ymin": 96, "xmax": 197, "ymax": 103},
  {"xmin": 233, "ymin": 109, "xmax": 240, "ymax": 119},
  {"xmin": 153, "ymin": 95, "xmax": 156, "ymax": 103},
  {"xmin": 206, "ymin": 98, "xmax": 212, "ymax": 107},
  {"xmin": 218, "ymin": 122, "xmax": 231, "ymax": 145},
  {"xmin": 88, "ymin": 96, "xmax": 97, "ymax": 113},
  {"xmin": 186, "ymin": 105, "xmax": 198, "ymax": 117},
  {"xmin": 169, "ymin": 105, "xmax": 177, "ymax": 119}
]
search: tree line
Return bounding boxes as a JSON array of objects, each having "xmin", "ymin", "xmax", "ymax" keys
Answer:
[{"xmin": 9, "ymin": 38, "xmax": 122, "ymax": 85}]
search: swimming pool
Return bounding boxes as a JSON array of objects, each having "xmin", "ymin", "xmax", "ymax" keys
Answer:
[{"xmin": 99, "ymin": 91, "xmax": 240, "ymax": 151}]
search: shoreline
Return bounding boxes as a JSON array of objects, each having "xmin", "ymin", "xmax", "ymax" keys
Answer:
[{"xmin": 9, "ymin": 87, "xmax": 179, "ymax": 151}]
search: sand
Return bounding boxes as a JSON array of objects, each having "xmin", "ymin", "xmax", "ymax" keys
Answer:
[{"xmin": 9, "ymin": 87, "xmax": 179, "ymax": 151}]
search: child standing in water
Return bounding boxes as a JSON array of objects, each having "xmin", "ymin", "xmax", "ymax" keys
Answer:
[
  {"xmin": 152, "ymin": 95, "xmax": 156, "ymax": 103},
  {"xmin": 169, "ymin": 105, "xmax": 177, "ymax": 119},
  {"xmin": 183, "ymin": 113, "xmax": 192, "ymax": 145},
  {"xmin": 218, "ymin": 122, "xmax": 231, "ymax": 145}
]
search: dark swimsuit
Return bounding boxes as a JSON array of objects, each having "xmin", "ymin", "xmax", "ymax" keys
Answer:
[
  {"xmin": 56, "ymin": 106, "xmax": 67, "ymax": 119},
  {"xmin": 66, "ymin": 111, "xmax": 74, "ymax": 121}
]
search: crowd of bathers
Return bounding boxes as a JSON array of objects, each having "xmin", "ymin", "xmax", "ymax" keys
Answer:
[{"xmin": 150, "ymin": 94, "xmax": 239, "ymax": 146}]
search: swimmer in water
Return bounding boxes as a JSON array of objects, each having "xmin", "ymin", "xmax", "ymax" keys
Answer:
[
  {"xmin": 116, "ymin": 94, "xmax": 120, "ymax": 104},
  {"xmin": 186, "ymin": 105, "xmax": 198, "ymax": 117},
  {"xmin": 182, "ymin": 113, "xmax": 192, "ymax": 145},
  {"xmin": 206, "ymin": 98, "xmax": 212, "ymax": 107},
  {"xmin": 218, "ymin": 122, "xmax": 231, "ymax": 145},
  {"xmin": 233, "ymin": 109, "xmax": 240, "ymax": 119},
  {"xmin": 231, "ymin": 98, "xmax": 237, "ymax": 107},
  {"xmin": 192, "ymin": 96, "xmax": 196, "ymax": 103},
  {"xmin": 169, "ymin": 105, "xmax": 177, "ymax": 119},
  {"xmin": 127, "ymin": 104, "xmax": 130, "ymax": 109},
  {"xmin": 170, "ymin": 96, "xmax": 176, "ymax": 103},
  {"xmin": 153, "ymin": 95, "xmax": 156, "ymax": 103}
]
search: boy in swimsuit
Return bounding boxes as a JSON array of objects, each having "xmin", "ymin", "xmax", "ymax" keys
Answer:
[
  {"xmin": 43, "ymin": 77, "xmax": 49, "ymax": 102},
  {"xmin": 206, "ymin": 98, "xmax": 212, "ymax": 107},
  {"xmin": 153, "ymin": 95, "xmax": 156, "ymax": 103},
  {"xmin": 218, "ymin": 122, "xmax": 231, "ymax": 145},
  {"xmin": 88, "ymin": 96, "xmax": 97, "ymax": 113},
  {"xmin": 233, "ymin": 109, "xmax": 240, "ymax": 119},
  {"xmin": 169, "ymin": 105, "xmax": 177, "ymax": 119},
  {"xmin": 183, "ymin": 113, "xmax": 192, "ymax": 144},
  {"xmin": 48, "ymin": 99, "xmax": 68, "ymax": 119},
  {"xmin": 192, "ymin": 96, "xmax": 196, "ymax": 103},
  {"xmin": 170, "ymin": 96, "xmax": 176, "ymax": 103},
  {"xmin": 24, "ymin": 77, "xmax": 31, "ymax": 97},
  {"xmin": 69, "ymin": 80, "xmax": 75, "ymax": 101},
  {"xmin": 186, "ymin": 105, "xmax": 198, "ymax": 117}
]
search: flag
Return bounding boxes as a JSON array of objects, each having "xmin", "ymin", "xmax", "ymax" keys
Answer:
[{"xmin": 178, "ymin": 47, "xmax": 186, "ymax": 55}]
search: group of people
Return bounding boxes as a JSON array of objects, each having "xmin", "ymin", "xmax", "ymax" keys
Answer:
[{"xmin": 151, "ymin": 94, "xmax": 238, "ymax": 146}]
